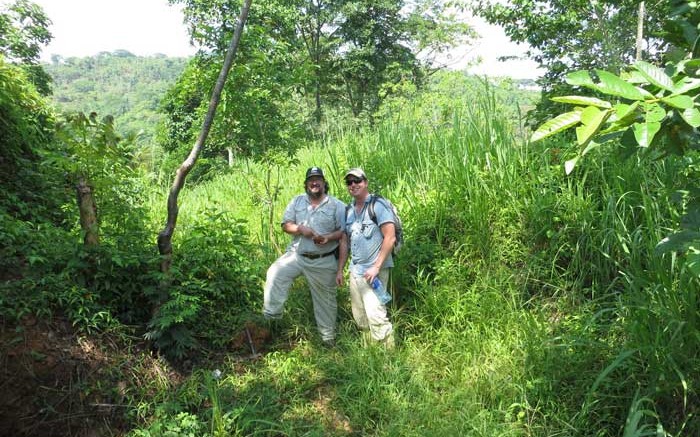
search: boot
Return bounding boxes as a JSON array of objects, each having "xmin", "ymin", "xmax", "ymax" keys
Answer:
[{"xmin": 382, "ymin": 331, "xmax": 395, "ymax": 350}]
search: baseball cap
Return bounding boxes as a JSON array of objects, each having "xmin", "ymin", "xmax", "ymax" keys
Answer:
[
  {"xmin": 344, "ymin": 168, "xmax": 366, "ymax": 180},
  {"xmin": 305, "ymin": 166, "xmax": 325, "ymax": 180}
]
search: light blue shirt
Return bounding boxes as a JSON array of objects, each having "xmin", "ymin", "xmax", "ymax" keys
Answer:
[
  {"xmin": 282, "ymin": 194, "xmax": 346, "ymax": 255},
  {"xmin": 345, "ymin": 195, "xmax": 395, "ymax": 276}
]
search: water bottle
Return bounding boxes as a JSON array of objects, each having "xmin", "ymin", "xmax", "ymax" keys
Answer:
[{"xmin": 371, "ymin": 277, "xmax": 392, "ymax": 305}]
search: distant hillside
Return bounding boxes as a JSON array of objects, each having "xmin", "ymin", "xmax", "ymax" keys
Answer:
[{"xmin": 44, "ymin": 51, "xmax": 189, "ymax": 147}]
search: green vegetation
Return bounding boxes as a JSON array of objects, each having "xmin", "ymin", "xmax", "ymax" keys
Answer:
[
  {"xmin": 45, "ymin": 52, "xmax": 188, "ymax": 150},
  {"xmin": 1, "ymin": 0, "xmax": 699, "ymax": 435}
]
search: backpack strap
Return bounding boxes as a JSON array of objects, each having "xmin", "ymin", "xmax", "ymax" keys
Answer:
[{"xmin": 367, "ymin": 195, "xmax": 379, "ymax": 226}]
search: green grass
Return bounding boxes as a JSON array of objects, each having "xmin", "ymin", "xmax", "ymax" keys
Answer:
[{"xmin": 128, "ymin": 73, "xmax": 699, "ymax": 436}]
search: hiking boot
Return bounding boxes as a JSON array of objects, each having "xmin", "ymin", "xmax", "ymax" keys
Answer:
[
  {"xmin": 360, "ymin": 330, "xmax": 372, "ymax": 348},
  {"xmin": 382, "ymin": 331, "xmax": 395, "ymax": 350},
  {"xmin": 322, "ymin": 338, "xmax": 336, "ymax": 348}
]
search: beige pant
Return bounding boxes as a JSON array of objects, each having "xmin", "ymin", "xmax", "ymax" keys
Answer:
[
  {"xmin": 348, "ymin": 269, "xmax": 393, "ymax": 342},
  {"xmin": 263, "ymin": 251, "xmax": 338, "ymax": 341}
]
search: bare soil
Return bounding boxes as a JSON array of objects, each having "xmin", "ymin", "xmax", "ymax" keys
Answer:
[{"xmin": 0, "ymin": 316, "xmax": 275, "ymax": 436}]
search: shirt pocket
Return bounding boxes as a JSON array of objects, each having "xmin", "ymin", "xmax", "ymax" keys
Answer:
[{"xmin": 360, "ymin": 220, "xmax": 376, "ymax": 239}]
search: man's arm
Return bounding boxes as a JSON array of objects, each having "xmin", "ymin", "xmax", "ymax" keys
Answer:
[
  {"xmin": 363, "ymin": 222, "xmax": 395, "ymax": 283},
  {"xmin": 336, "ymin": 232, "xmax": 349, "ymax": 286},
  {"xmin": 282, "ymin": 221, "xmax": 316, "ymax": 238},
  {"xmin": 313, "ymin": 228, "xmax": 344, "ymax": 244}
]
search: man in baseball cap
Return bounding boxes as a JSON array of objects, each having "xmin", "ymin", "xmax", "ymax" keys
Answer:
[
  {"xmin": 344, "ymin": 168, "xmax": 367, "ymax": 180},
  {"xmin": 342, "ymin": 167, "xmax": 396, "ymax": 349},
  {"xmin": 262, "ymin": 167, "xmax": 348, "ymax": 347}
]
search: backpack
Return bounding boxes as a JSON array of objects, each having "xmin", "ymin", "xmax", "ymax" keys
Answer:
[{"xmin": 347, "ymin": 194, "xmax": 404, "ymax": 255}]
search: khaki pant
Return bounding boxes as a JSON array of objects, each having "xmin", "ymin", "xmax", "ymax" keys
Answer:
[
  {"xmin": 348, "ymin": 269, "xmax": 393, "ymax": 342},
  {"xmin": 263, "ymin": 251, "xmax": 337, "ymax": 341}
]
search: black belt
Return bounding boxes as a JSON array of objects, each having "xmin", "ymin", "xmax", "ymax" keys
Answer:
[{"xmin": 300, "ymin": 250, "xmax": 336, "ymax": 260}]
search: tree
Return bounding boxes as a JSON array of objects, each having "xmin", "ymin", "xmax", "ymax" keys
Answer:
[
  {"xmin": 158, "ymin": 0, "xmax": 252, "ymax": 273},
  {"xmin": 168, "ymin": 0, "xmax": 472, "ymax": 135},
  {"xmin": 334, "ymin": 0, "xmax": 472, "ymax": 122},
  {"xmin": 475, "ymin": 0, "xmax": 669, "ymax": 123},
  {"xmin": 296, "ymin": 0, "xmax": 343, "ymax": 123},
  {"xmin": 0, "ymin": 0, "xmax": 52, "ymax": 95},
  {"xmin": 530, "ymin": 0, "xmax": 700, "ymax": 275},
  {"xmin": 162, "ymin": 0, "xmax": 306, "ymax": 173}
]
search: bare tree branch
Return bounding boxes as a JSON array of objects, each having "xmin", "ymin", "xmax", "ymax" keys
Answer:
[{"xmin": 157, "ymin": 0, "xmax": 253, "ymax": 273}]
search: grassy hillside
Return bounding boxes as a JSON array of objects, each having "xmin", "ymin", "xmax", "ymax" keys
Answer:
[
  {"xmin": 2, "ymin": 56, "xmax": 696, "ymax": 435},
  {"xmin": 44, "ymin": 51, "xmax": 188, "ymax": 148},
  {"xmin": 132, "ymin": 77, "xmax": 696, "ymax": 435}
]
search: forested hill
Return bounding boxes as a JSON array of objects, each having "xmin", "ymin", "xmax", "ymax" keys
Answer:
[{"xmin": 44, "ymin": 51, "xmax": 189, "ymax": 145}]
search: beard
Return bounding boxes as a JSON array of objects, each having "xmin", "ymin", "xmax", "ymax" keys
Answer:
[{"xmin": 306, "ymin": 185, "xmax": 324, "ymax": 199}]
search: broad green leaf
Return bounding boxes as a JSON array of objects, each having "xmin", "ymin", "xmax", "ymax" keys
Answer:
[
  {"xmin": 687, "ymin": 248, "xmax": 700, "ymax": 277},
  {"xmin": 644, "ymin": 103, "xmax": 666, "ymax": 122},
  {"xmin": 564, "ymin": 156, "xmax": 579, "ymax": 175},
  {"xmin": 565, "ymin": 70, "xmax": 595, "ymax": 88},
  {"xmin": 633, "ymin": 121, "xmax": 661, "ymax": 147},
  {"xmin": 581, "ymin": 140, "xmax": 600, "ymax": 156},
  {"xmin": 579, "ymin": 106, "xmax": 602, "ymax": 125},
  {"xmin": 677, "ymin": 59, "xmax": 700, "ymax": 75},
  {"xmin": 673, "ymin": 77, "xmax": 700, "ymax": 94},
  {"xmin": 531, "ymin": 110, "xmax": 582, "ymax": 142},
  {"xmin": 634, "ymin": 61, "xmax": 675, "ymax": 92},
  {"xmin": 551, "ymin": 95, "xmax": 611, "ymax": 108},
  {"xmin": 681, "ymin": 206, "xmax": 700, "ymax": 230},
  {"xmin": 661, "ymin": 94, "xmax": 695, "ymax": 109},
  {"xmin": 594, "ymin": 70, "xmax": 646, "ymax": 100},
  {"xmin": 612, "ymin": 101, "xmax": 640, "ymax": 125},
  {"xmin": 623, "ymin": 70, "xmax": 647, "ymax": 84},
  {"xmin": 655, "ymin": 230, "xmax": 700, "ymax": 254},
  {"xmin": 576, "ymin": 107, "xmax": 612, "ymax": 146},
  {"xmin": 681, "ymin": 107, "xmax": 700, "ymax": 127}
]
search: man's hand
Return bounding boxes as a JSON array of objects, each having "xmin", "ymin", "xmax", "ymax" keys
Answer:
[
  {"xmin": 298, "ymin": 224, "xmax": 317, "ymax": 239},
  {"xmin": 335, "ymin": 270, "xmax": 344, "ymax": 286},
  {"xmin": 363, "ymin": 265, "xmax": 379, "ymax": 283},
  {"xmin": 313, "ymin": 234, "xmax": 329, "ymax": 245}
]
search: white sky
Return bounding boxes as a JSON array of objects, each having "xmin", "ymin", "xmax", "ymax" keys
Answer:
[{"xmin": 9, "ymin": 0, "xmax": 541, "ymax": 79}]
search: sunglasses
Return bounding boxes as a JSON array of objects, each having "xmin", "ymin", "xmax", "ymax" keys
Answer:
[{"xmin": 345, "ymin": 178, "xmax": 364, "ymax": 186}]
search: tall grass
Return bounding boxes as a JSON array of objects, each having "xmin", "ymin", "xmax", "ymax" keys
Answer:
[{"xmin": 134, "ymin": 73, "xmax": 698, "ymax": 435}]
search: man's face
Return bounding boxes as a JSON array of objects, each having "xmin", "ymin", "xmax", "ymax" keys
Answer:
[
  {"xmin": 305, "ymin": 176, "xmax": 325, "ymax": 198},
  {"xmin": 345, "ymin": 176, "xmax": 367, "ymax": 198}
]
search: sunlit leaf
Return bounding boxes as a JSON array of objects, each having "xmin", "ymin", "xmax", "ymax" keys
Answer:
[
  {"xmin": 551, "ymin": 95, "xmax": 612, "ymax": 108},
  {"xmin": 655, "ymin": 230, "xmax": 700, "ymax": 254},
  {"xmin": 633, "ymin": 121, "xmax": 660, "ymax": 147},
  {"xmin": 581, "ymin": 140, "xmax": 600, "ymax": 156},
  {"xmin": 564, "ymin": 156, "xmax": 579, "ymax": 175},
  {"xmin": 644, "ymin": 103, "xmax": 666, "ymax": 122},
  {"xmin": 634, "ymin": 61, "xmax": 675, "ymax": 92},
  {"xmin": 594, "ymin": 70, "xmax": 646, "ymax": 100},
  {"xmin": 565, "ymin": 70, "xmax": 595, "ymax": 88},
  {"xmin": 661, "ymin": 94, "xmax": 695, "ymax": 109},
  {"xmin": 610, "ymin": 101, "xmax": 641, "ymax": 126},
  {"xmin": 673, "ymin": 77, "xmax": 700, "ymax": 94},
  {"xmin": 576, "ymin": 108, "xmax": 612, "ymax": 146},
  {"xmin": 687, "ymin": 249, "xmax": 700, "ymax": 277},
  {"xmin": 531, "ymin": 110, "xmax": 582, "ymax": 142},
  {"xmin": 579, "ymin": 106, "xmax": 602, "ymax": 125},
  {"xmin": 681, "ymin": 107, "xmax": 700, "ymax": 127}
]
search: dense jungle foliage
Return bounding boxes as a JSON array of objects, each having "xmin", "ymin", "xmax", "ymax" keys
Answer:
[
  {"xmin": 1, "ymin": 0, "xmax": 699, "ymax": 436},
  {"xmin": 45, "ymin": 52, "xmax": 188, "ymax": 152}
]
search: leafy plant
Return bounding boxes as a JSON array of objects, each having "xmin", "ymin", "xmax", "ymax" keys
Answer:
[{"xmin": 530, "ymin": 59, "xmax": 700, "ymax": 276}]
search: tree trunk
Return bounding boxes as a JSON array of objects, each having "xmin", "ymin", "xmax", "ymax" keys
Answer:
[
  {"xmin": 636, "ymin": 2, "xmax": 645, "ymax": 61},
  {"xmin": 227, "ymin": 147, "xmax": 234, "ymax": 167},
  {"xmin": 156, "ymin": 0, "xmax": 252, "ymax": 273},
  {"xmin": 76, "ymin": 178, "xmax": 99, "ymax": 246}
]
